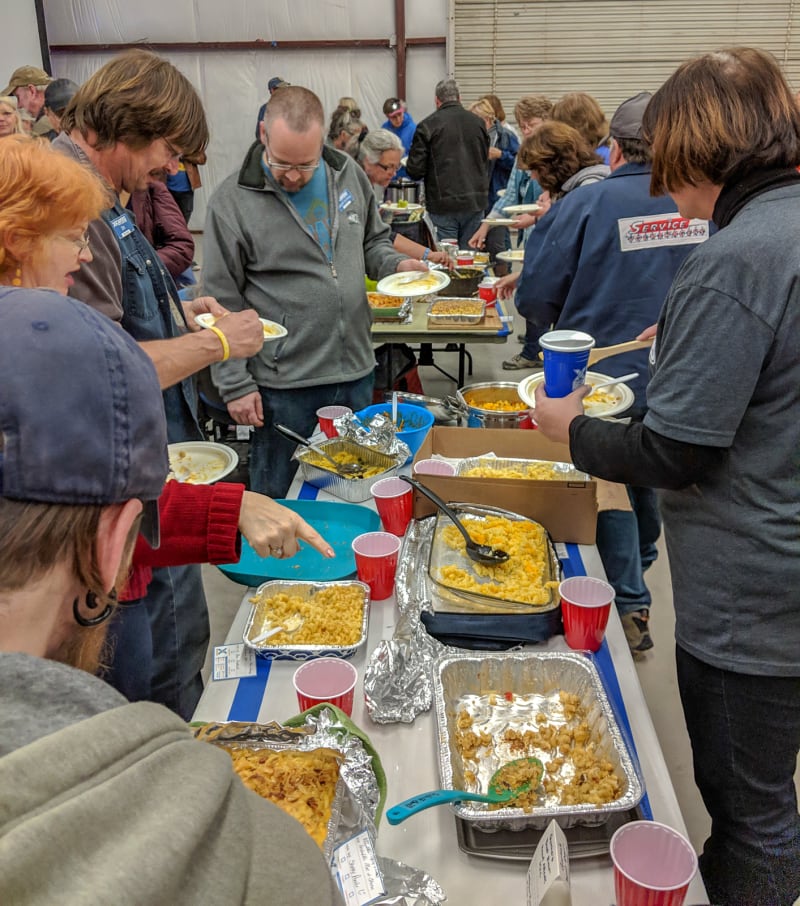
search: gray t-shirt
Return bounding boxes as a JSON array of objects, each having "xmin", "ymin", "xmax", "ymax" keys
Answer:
[{"xmin": 644, "ymin": 184, "xmax": 800, "ymax": 676}]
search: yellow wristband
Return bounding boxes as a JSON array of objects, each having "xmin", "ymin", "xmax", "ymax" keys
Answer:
[{"xmin": 207, "ymin": 324, "xmax": 230, "ymax": 362}]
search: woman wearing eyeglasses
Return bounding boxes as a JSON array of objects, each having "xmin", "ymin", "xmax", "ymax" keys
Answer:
[{"xmin": 358, "ymin": 129, "xmax": 448, "ymax": 264}]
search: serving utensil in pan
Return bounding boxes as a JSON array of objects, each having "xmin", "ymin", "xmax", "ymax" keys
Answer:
[
  {"xmin": 386, "ymin": 756, "xmax": 544, "ymax": 824},
  {"xmin": 399, "ymin": 476, "xmax": 510, "ymax": 565},
  {"xmin": 274, "ymin": 424, "xmax": 364, "ymax": 476}
]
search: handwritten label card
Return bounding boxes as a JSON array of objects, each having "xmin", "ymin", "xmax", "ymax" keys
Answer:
[
  {"xmin": 334, "ymin": 831, "xmax": 386, "ymax": 905},
  {"xmin": 212, "ymin": 643, "xmax": 257, "ymax": 681}
]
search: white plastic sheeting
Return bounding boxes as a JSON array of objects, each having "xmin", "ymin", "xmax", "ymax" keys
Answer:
[{"xmin": 43, "ymin": 0, "xmax": 448, "ymax": 226}]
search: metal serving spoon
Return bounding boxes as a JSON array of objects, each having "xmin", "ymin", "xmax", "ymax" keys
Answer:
[
  {"xmin": 274, "ymin": 424, "xmax": 364, "ymax": 476},
  {"xmin": 399, "ymin": 476, "xmax": 510, "ymax": 565},
  {"xmin": 386, "ymin": 756, "xmax": 543, "ymax": 825}
]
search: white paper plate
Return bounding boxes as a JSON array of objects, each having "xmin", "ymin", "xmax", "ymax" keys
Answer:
[
  {"xmin": 380, "ymin": 201, "xmax": 423, "ymax": 213},
  {"xmin": 167, "ymin": 441, "xmax": 238, "ymax": 484},
  {"xmin": 194, "ymin": 312, "xmax": 288, "ymax": 342},
  {"xmin": 481, "ymin": 218, "xmax": 518, "ymax": 227},
  {"xmin": 496, "ymin": 250, "xmax": 525, "ymax": 263},
  {"xmin": 376, "ymin": 269, "xmax": 451, "ymax": 298},
  {"xmin": 518, "ymin": 370, "xmax": 634, "ymax": 418},
  {"xmin": 502, "ymin": 203, "xmax": 542, "ymax": 215}
]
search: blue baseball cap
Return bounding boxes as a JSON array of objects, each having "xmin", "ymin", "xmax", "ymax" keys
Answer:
[{"xmin": 0, "ymin": 288, "xmax": 168, "ymax": 546}]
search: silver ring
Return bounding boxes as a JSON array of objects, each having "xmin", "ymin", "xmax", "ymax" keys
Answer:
[{"xmin": 271, "ymin": 546, "xmax": 283, "ymax": 558}]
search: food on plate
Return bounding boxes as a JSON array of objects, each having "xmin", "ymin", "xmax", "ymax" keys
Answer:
[
  {"xmin": 430, "ymin": 299, "xmax": 484, "ymax": 317},
  {"xmin": 499, "ymin": 249, "xmax": 525, "ymax": 261},
  {"xmin": 301, "ymin": 449, "xmax": 385, "ymax": 480},
  {"xmin": 167, "ymin": 449, "xmax": 227, "ymax": 483},
  {"xmin": 388, "ymin": 272, "xmax": 441, "ymax": 291},
  {"xmin": 437, "ymin": 516, "xmax": 558, "ymax": 605},
  {"xmin": 461, "ymin": 396, "xmax": 526, "ymax": 412},
  {"xmin": 224, "ymin": 746, "xmax": 342, "ymax": 846},
  {"xmin": 367, "ymin": 292, "xmax": 404, "ymax": 309},
  {"xmin": 454, "ymin": 689, "xmax": 623, "ymax": 812},
  {"xmin": 459, "ymin": 459, "xmax": 568, "ymax": 480},
  {"xmin": 262, "ymin": 321, "xmax": 282, "ymax": 337},
  {"xmin": 583, "ymin": 385, "xmax": 617, "ymax": 407},
  {"xmin": 248, "ymin": 584, "xmax": 366, "ymax": 646}
]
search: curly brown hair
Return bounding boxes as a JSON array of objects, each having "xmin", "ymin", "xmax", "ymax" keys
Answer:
[
  {"xmin": 643, "ymin": 46, "xmax": 800, "ymax": 193},
  {"xmin": 518, "ymin": 120, "xmax": 601, "ymax": 195}
]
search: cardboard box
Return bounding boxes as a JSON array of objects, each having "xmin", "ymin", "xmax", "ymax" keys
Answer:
[{"xmin": 411, "ymin": 426, "xmax": 599, "ymax": 544}]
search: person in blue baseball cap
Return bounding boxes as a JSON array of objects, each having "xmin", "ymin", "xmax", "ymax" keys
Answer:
[{"xmin": 0, "ymin": 289, "xmax": 340, "ymax": 905}]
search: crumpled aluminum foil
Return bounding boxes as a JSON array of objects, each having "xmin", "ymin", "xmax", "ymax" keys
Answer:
[
  {"xmin": 373, "ymin": 858, "xmax": 447, "ymax": 904},
  {"xmin": 336, "ymin": 410, "xmax": 412, "ymax": 464},
  {"xmin": 364, "ymin": 519, "xmax": 447, "ymax": 723}
]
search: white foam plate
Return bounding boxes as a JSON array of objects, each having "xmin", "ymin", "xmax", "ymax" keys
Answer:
[
  {"xmin": 496, "ymin": 250, "xmax": 525, "ymax": 262},
  {"xmin": 376, "ymin": 269, "xmax": 451, "ymax": 298},
  {"xmin": 195, "ymin": 312, "xmax": 288, "ymax": 342},
  {"xmin": 518, "ymin": 370, "xmax": 634, "ymax": 418},
  {"xmin": 167, "ymin": 441, "xmax": 239, "ymax": 484},
  {"xmin": 502, "ymin": 203, "xmax": 542, "ymax": 215},
  {"xmin": 481, "ymin": 218, "xmax": 518, "ymax": 227}
]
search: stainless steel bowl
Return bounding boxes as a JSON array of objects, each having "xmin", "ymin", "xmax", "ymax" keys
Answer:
[
  {"xmin": 384, "ymin": 391, "xmax": 461, "ymax": 425},
  {"xmin": 456, "ymin": 381, "xmax": 532, "ymax": 429}
]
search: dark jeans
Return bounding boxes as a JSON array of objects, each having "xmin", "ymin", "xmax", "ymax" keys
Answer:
[
  {"xmin": 520, "ymin": 317, "xmax": 547, "ymax": 362},
  {"xmin": 430, "ymin": 210, "xmax": 484, "ymax": 250},
  {"xmin": 485, "ymin": 225, "xmax": 510, "ymax": 274},
  {"xmin": 169, "ymin": 189, "xmax": 194, "ymax": 226},
  {"xmin": 104, "ymin": 598, "xmax": 153, "ymax": 702},
  {"xmin": 249, "ymin": 373, "xmax": 375, "ymax": 498},
  {"xmin": 596, "ymin": 485, "xmax": 661, "ymax": 616},
  {"xmin": 676, "ymin": 646, "xmax": 800, "ymax": 906}
]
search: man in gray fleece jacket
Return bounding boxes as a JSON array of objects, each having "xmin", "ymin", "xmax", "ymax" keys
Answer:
[{"xmin": 204, "ymin": 85, "xmax": 424, "ymax": 496}]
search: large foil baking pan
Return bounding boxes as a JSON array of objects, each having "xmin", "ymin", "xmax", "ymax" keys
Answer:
[
  {"xmin": 427, "ymin": 297, "xmax": 485, "ymax": 325},
  {"xmin": 293, "ymin": 438, "xmax": 397, "ymax": 502},
  {"xmin": 434, "ymin": 651, "xmax": 644, "ymax": 830},
  {"xmin": 243, "ymin": 579, "xmax": 371, "ymax": 660},
  {"xmin": 456, "ymin": 456, "xmax": 589, "ymax": 482},
  {"xmin": 427, "ymin": 503, "xmax": 560, "ymax": 613}
]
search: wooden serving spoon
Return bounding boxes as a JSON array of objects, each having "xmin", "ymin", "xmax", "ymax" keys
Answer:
[{"xmin": 537, "ymin": 338, "xmax": 653, "ymax": 366}]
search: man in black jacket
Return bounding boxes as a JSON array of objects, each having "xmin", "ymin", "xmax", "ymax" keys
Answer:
[{"xmin": 405, "ymin": 78, "xmax": 489, "ymax": 247}]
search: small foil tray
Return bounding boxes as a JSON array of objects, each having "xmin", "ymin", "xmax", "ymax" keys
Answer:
[
  {"xmin": 456, "ymin": 456, "xmax": 589, "ymax": 482},
  {"xmin": 294, "ymin": 438, "xmax": 398, "ymax": 502},
  {"xmin": 427, "ymin": 503, "xmax": 560, "ymax": 613},
  {"xmin": 243, "ymin": 579, "xmax": 371, "ymax": 660},
  {"xmin": 427, "ymin": 297, "xmax": 486, "ymax": 325},
  {"xmin": 434, "ymin": 651, "xmax": 644, "ymax": 830}
]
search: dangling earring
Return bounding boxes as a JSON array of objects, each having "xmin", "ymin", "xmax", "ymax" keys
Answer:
[
  {"xmin": 11, "ymin": 267, "xmax": 22, "ymax": 286},
  {"xmin": 72, "ymin": 589, "xmax": 117, "ymax": 627}
]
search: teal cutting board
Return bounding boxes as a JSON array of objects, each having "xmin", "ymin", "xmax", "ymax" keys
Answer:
[{"xmin": 216, "ymin": 498, "xmax": 380, "ymax": 586}]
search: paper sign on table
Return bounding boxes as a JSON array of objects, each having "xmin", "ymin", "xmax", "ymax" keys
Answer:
[
  {"xmin": 527, "ymin": 819, "xmax": 572, "ymax": 906},
  {"xmin": 333, "ymin": 830, "xmax": 386, "ymax": 905},
  {"xmin": 212, "ymin": 643, "xmax": 257, "ymax": 681}
]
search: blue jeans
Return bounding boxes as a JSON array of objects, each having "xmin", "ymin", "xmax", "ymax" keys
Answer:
[
  {"xmin": 104, "ymin": 598, "xmax": 153, "ymax": 702},
  {"xmin": 430, "ymin": 210, "xmax": 485, "ymax": 250},
  {"xmin": 596, "ymin": 485, "xmax": 661, "ymax": 616},
  {"xmin": 676, "ymin": 646, "xmax": 800, "ymax": 905},
  {"xmin": 249, "ymin": 373, "xmax": 375, "ymax": 498},
  {"xmin": 521, "ymin": 318, "xmax": 548, "ymax": 362}
]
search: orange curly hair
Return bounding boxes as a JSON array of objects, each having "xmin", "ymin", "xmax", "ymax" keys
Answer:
[{"xmin": 0, "ymin": 134, "xmax": 110, "ymax": 281}]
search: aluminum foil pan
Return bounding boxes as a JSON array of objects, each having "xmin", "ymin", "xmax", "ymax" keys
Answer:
[
  {"xmin": 193, "ymin": 707, "xmax": 381, "ymax": 863},
  {"xmin": 434, "ymin": 651, "xmax": 644, "ymax": 830},
  {"xmin": 456, "ymin": 456, "xmax": 589, "ymax": 482},
  {"xmin": 293, "ymin": 438, "xmax": 398, "ymax": 502},
  {"xmin": 427, "ymin": 297, "xmax": 485, "ymax": 325},
  {"xmin": 427, "ymin": 503, "xmax": 561, "ymax": 613},
  {"xmin": 243, "ymin": 579, "xmax": 370, "ymax": 660}
]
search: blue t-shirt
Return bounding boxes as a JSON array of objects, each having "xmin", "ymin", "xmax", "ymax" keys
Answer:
[{"xmin": 265, "ymin": 160, "xmax": 332, "ymax": 260}]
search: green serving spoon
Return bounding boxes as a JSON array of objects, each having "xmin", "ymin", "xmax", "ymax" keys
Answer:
[{"xmin": 386, "ymin": 756, "xmax": 544, "ymax": 825}]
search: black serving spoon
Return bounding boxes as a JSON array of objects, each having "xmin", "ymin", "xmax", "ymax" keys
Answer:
[{"xmin": 399, "ymin": 475, "xmax": 510, "ymax": 565}]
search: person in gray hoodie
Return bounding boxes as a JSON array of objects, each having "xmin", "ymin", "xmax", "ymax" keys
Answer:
[
  {"xmin": 0, "ymin": 289, "xmax": 341, "ymax": 906},
  {"xmin": 204, "ymin": 85, "xmax": 425, "ymax": 497}
]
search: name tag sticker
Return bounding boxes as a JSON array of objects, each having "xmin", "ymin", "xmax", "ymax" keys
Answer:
[
  {"xmin": 618, "ymin": 214, "xmax": 710, "ymax": 251},
  {"xmin": 339, "ymin": 189, "xmax": 355, "ymax": 211},
  {"xmin": 110, "ymin": 212, "xmax": 135, "ymax": 240},
  {"xmin": 347, "ymin": 211, "xmax": 360, "ymax": 225},
  {"xmin": 212, "ymin": 643, "xmax": 257, "ymax": 681},
  {"xmin": 334, "ymin": 831, "xmax": 385, "ymax": 905}
]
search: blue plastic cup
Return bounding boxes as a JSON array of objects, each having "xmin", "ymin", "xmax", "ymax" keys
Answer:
[{"xmin": 539, "ymin": 330, "xmax": 596, "ymax": 398}]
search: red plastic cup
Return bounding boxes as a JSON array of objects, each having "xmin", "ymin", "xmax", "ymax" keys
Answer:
[
  {"xmin": 559, "ymin": 576, "xmax": 614, "ymax": 652},
  {"xmin": 413, "ymin": 458, "xmax": 457, "ymax": 476},
  {"xmin": 316, "ymin": 405, "xmax": 352, "ymax": 438},
  {"xmin": 292, "ymin": 658, "xmax": 358, "ymax": 717},
  {"xmin": 478, "ymin": 278, "xmax": 498, "ymax": 305},
  {"xmin": 610, "ymin": 820, "xmax": 698, "ymax": 906},
  {"xmin": 351, "ymin": 531, "xmax": 401, "ymax": 600},
  {"xmin": 370, "ymin": 477, "xmax": 414, "ymax": 536}
]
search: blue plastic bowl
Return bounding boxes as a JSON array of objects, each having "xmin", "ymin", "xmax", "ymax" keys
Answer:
[{"xmin": 355, "ymin": 402, "xmax": 435, "ymax": 464}]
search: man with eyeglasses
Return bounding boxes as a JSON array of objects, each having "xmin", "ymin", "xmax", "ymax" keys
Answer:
[
  {"xmin": 54, "ymin": 49, "xmax": 265, "ymax": 720},
  {"xmin": 204, "ymin": 85, "xmax": 427, "ymax": 498}
]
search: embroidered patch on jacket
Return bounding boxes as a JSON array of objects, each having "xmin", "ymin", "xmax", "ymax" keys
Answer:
[{"xmin": 618, "ymin": 214, "xmax": 709, "ymax": 251}]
